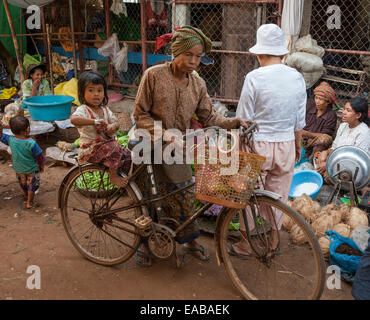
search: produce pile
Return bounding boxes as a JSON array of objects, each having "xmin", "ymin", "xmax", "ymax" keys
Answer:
[
  {"xmin": 115, "ymin": 130, "xmax": 129, "ymax": 148},
  {"xmin": 73, "ymin": 171, "xmax": 118, "ymax": 191},
  {"xmin": 284, "ymin": 194, "xmax": 369, "ymax": 260}
]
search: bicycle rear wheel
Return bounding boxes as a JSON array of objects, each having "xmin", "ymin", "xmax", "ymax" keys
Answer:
[
  {"xmin": 219, "ymin": 195, "xmax": 325, "ymax": 300},
  {"xmin": 60, "ymin": 165, "xmax": 142, "ymax": 266}
]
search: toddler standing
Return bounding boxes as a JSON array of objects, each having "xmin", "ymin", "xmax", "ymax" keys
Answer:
[{"xmin": 0, "ymin": 117, "xmax": 45, "ymax": 209}]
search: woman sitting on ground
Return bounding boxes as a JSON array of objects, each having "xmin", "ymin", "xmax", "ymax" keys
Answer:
[
  {"xmin": 301, "ymin": 81, "xmax": 339, "ymax": 158},
  {"xmin": 21, "ymin": 64, "xmax": 51, "ymax": 101},
  {"xmin": 315, "ymin": 97, "xmax": 369, "ymax": 179}
]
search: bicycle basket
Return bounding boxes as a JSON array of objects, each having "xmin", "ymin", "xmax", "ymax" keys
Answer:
[{"xmin": 194, "ymin": 146, "xmax": 265, "ymax": 209}]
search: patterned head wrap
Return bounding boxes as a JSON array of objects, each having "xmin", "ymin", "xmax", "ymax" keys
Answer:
[
  {"xmin": 313, "ymin": 81, "xmax": 340, "ymax": 111},
  {"xmin": 171, "ymin": 26, "xmax": 211, "ymax": 58}
]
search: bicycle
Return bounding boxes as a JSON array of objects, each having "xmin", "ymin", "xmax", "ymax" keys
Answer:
[{"xmin": 58, "ymin": 125, "xmax": 326, "ymax": 300}]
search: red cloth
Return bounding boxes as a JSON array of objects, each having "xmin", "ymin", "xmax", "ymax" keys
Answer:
[
  {"xmin": 154, "ymin": 27, "xmax": 181, "ymax": 53},
  {"xmin": 155, "ymin": 33, "xmax": 173, "ymax": 53}
]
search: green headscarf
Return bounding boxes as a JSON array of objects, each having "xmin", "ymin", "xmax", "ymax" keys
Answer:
[{"xmin": 171, "ymin": 26, "xmax": 212, "ymax": 58}]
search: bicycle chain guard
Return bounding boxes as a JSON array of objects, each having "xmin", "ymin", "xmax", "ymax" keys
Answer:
[{"xmin": 148, "ymin": 229, "xmax": 175, "ymax": 260}]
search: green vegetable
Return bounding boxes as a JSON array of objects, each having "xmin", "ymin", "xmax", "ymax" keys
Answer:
[
  {"xmin": 229, "ymin": 222, "xmax": 240, "ymax": 231},
  {"xmin": 73, "ymin": 171, "xmax": 118, "ymax": 191},
  {"xmin": 117, "ymin": 135, "xmax": 129, "ymax": 148},
  {"xmin": 115, "ymin": 130, "xmax": 127, "ymax": 138},
  {"xmin": 73, "ymin": 138, "xmax": 80, "ymax": 148}
]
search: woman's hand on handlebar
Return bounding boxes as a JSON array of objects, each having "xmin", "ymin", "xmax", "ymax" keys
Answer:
[{"xmin": 239, "ymin": 119, "xmax": 256, "ymax": 130}]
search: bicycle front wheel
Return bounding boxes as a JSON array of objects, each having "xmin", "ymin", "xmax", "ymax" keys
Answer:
[
  {"xmin": 219, "ymin": 195, "xmax": 325, "ymax": 300},
  {"xmin": 60, "ymin": 165, "xmax": 142, "ymax": 266}
]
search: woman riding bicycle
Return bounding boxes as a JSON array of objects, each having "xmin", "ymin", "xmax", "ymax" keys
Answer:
[{"xmin": 133, "ymin": 26, "xmax": 251, "ymax": 267}]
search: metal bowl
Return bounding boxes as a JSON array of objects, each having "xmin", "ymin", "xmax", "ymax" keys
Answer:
[{"xmin": 326, "ymin": 146, "xmax": 370, "ymax": 190}]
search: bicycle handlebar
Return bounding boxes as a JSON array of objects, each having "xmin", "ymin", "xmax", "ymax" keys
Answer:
[{"xmin": 181, "ymin": 123, "xmax": 257, "ymax": 140}]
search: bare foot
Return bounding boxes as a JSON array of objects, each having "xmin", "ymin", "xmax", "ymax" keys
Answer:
[{"xmin": 230, "ymin": 241, "xmax": 252, "ymax": 256}]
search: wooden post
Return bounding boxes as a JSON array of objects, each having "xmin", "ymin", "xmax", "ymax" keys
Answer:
[
  {"xmin": 105, "ymin": 0, "xmax": 113, "ymax": 84},
  {"xmin": 41, "ymin": 7, "xmax": 49, "ymax": 75},
  {"xmin": 69, "ymin": 0, "xmax": 78, "ymax": 78},
  {"xmin": 46, "ymin": 24, "xmax": 54, "ymax": 94},
  {"xmin": 75, "ymin": 0, "xmax": 85, "ymax": 74},
  {"xmin": 2, "ymin": 0, "xmax": 24, "ymax": 82},
  {"xmin": 140, "ymin": 0, "xmax": 147, "ymax": 73}
]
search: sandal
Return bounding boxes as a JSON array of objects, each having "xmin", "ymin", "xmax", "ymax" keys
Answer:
[
  {"xmin": 227, "ymin": 243, "xmax": 250, "ymax": 260},
  {"xmin": 135, "ymin": 247, "xmax": 153, "ymax": 267},
  {"xmin": 182, "ymin": 244, "xmax": 210, "ymax": 262}
]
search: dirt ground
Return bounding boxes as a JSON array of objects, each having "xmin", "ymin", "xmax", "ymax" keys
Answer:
[{"xmin": 0, "ymin": 136, "xmax": 354, "ymax": 300}]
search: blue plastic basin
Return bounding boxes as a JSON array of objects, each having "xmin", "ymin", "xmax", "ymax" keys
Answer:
[
  {"xmin": 289, "ymin": 170, "xmax": 323, "ymax": 200},
  {"xmin": 23, "ymin": 95, "xmax": 74, "ymax": 121}
]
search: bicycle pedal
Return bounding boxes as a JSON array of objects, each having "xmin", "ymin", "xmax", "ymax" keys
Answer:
[{"xmin": 135, "ymin": 215, "xmax": 152, "ymax": 230}]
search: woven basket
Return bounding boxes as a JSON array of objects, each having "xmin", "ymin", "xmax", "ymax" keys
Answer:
[
  {"xmin": 194, "ymin": 146, "xmax": 265, "ymax": 209},
  {"xmin": 113, "ymin": 112, "xmax": 133, "ymax": 132},
  {"xmin": 57, "ymin": 126, "xmax": 80, "ymax": 143}
]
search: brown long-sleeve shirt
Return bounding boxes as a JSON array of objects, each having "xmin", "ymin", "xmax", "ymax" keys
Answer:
[{"xmin": 133, "ymin": 62, "xmax": 240, "ymax": 140}]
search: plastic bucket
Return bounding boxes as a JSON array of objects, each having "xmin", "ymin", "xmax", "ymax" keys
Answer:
[
  {"xmin": 23, "ymin": 95, "xmax": 74, "ymax": 121},
  {"xmin": 289, "ymin": 170, "xmax": 323, "ymax": 200}
]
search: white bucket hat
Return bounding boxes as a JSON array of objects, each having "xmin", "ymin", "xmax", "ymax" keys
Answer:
[{"xmin": 249, "ymin": 24, "xmax": 289, "ymax": 56}]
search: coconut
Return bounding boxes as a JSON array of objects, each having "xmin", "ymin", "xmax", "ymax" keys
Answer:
[
  {"xmin": 311, "ymin": 214, "xmax": 334, "ymax": 238},
  {"xmin": 328, "ymin": 209, "xmax": 342, "ymax": 225},
  {"xmin": 283, "ymin": 214, "xmax": 295, "ymax": 231},
  {"xmin": 290, "ymin": 224, "xmax": 308, "ymax": 245},
  {"xmin": 320, "ymin": 203, "xmax": 336, "ymax": 215},
  {"xmin": 312, "ymin": 201, "xmax": 321, "ymax": 215},
  {"xmin": 347, "ymin": 208, "xmax": 369, "ymax": 230},
  {"xmin": 338, "ymin": 204, "xmax": 351, "ymax": 222},
  {"xmin": 292, "ymin": 194, "xmax": 315, "ymax": 223},
  {"xmin": 333, "ymin": 223, "xmax": 351, "ymax": 238},
  {"xmin": 318, "ymin": 236, "xmax": 330, "ymax": 259}
]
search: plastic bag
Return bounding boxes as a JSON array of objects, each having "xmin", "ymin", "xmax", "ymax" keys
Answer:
[
  {"xmin": 294, "ymin": 35, "xmax": 325, "ymax": 58},
  {"xmin": 98, "ymin": 34, "xmax": 120, "ymax": 59},
  {"xmin": 352, "ymin": 225, "xmax": 370, "ymax": 252},
  {"xmin": 302, "ymin": 69, "xmax": 324, "ymax": 89},
  {"xmin": 326, "ymin": 230, "xmax": 364, "ymax": 275},
  {"xmin": 212, "ymin": 101, "xmax": 228, "ymax": 116},
  {"xmin": 286, "ymin": 52, "xmax": 324, "ymax": 73},
  {"xmin": 112, "ymin": 45, "xmax": 128, "ymax": 73},
  {"xmin": 294, "ymin": 161, "xmax": 315, "ymax": 173},
  {"xmin": 98, "ymin": 34, "xmax": 128, "ymax": 73},
  {"xmin": 23, "ymin": 54, "xmax": 42, "ymax": 71},
  {"xmin": 110, "ymin": 0, "xmax": 127, "ymax": 17},
  {"xmin": 54, "ymin": 78, "xmax": 80, "ymax": 105}
]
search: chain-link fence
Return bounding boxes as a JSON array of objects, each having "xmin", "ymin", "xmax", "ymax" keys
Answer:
[
  {"xmin": 150, "ymin": 0, "xmax": 280, "ymax": 106},
  {"xmin": 24, "ymin": 0, "xmax": 369, "ymax": 105},
  {"xmin": 309, "ymin": 0, "xmax": 370, "ymax": 103}
]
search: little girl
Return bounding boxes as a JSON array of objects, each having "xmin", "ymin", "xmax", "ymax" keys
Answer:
[{"xmin": 71, "ymin": 71, "xmax": 130, "ymax": 187}]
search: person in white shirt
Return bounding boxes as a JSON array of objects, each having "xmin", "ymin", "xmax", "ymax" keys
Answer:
[
  {"xmin": 231, "ymin": 24, "xmax": 307, "ymax": 257},
  {"xmin": 315, "ymin": 97, "xmax": 369, "ymax": 176}
]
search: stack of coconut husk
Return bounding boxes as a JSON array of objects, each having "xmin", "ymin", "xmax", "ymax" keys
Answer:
[{"xmin": 283, "ymin": 194, "xmax": 369, "ymax": 260}]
